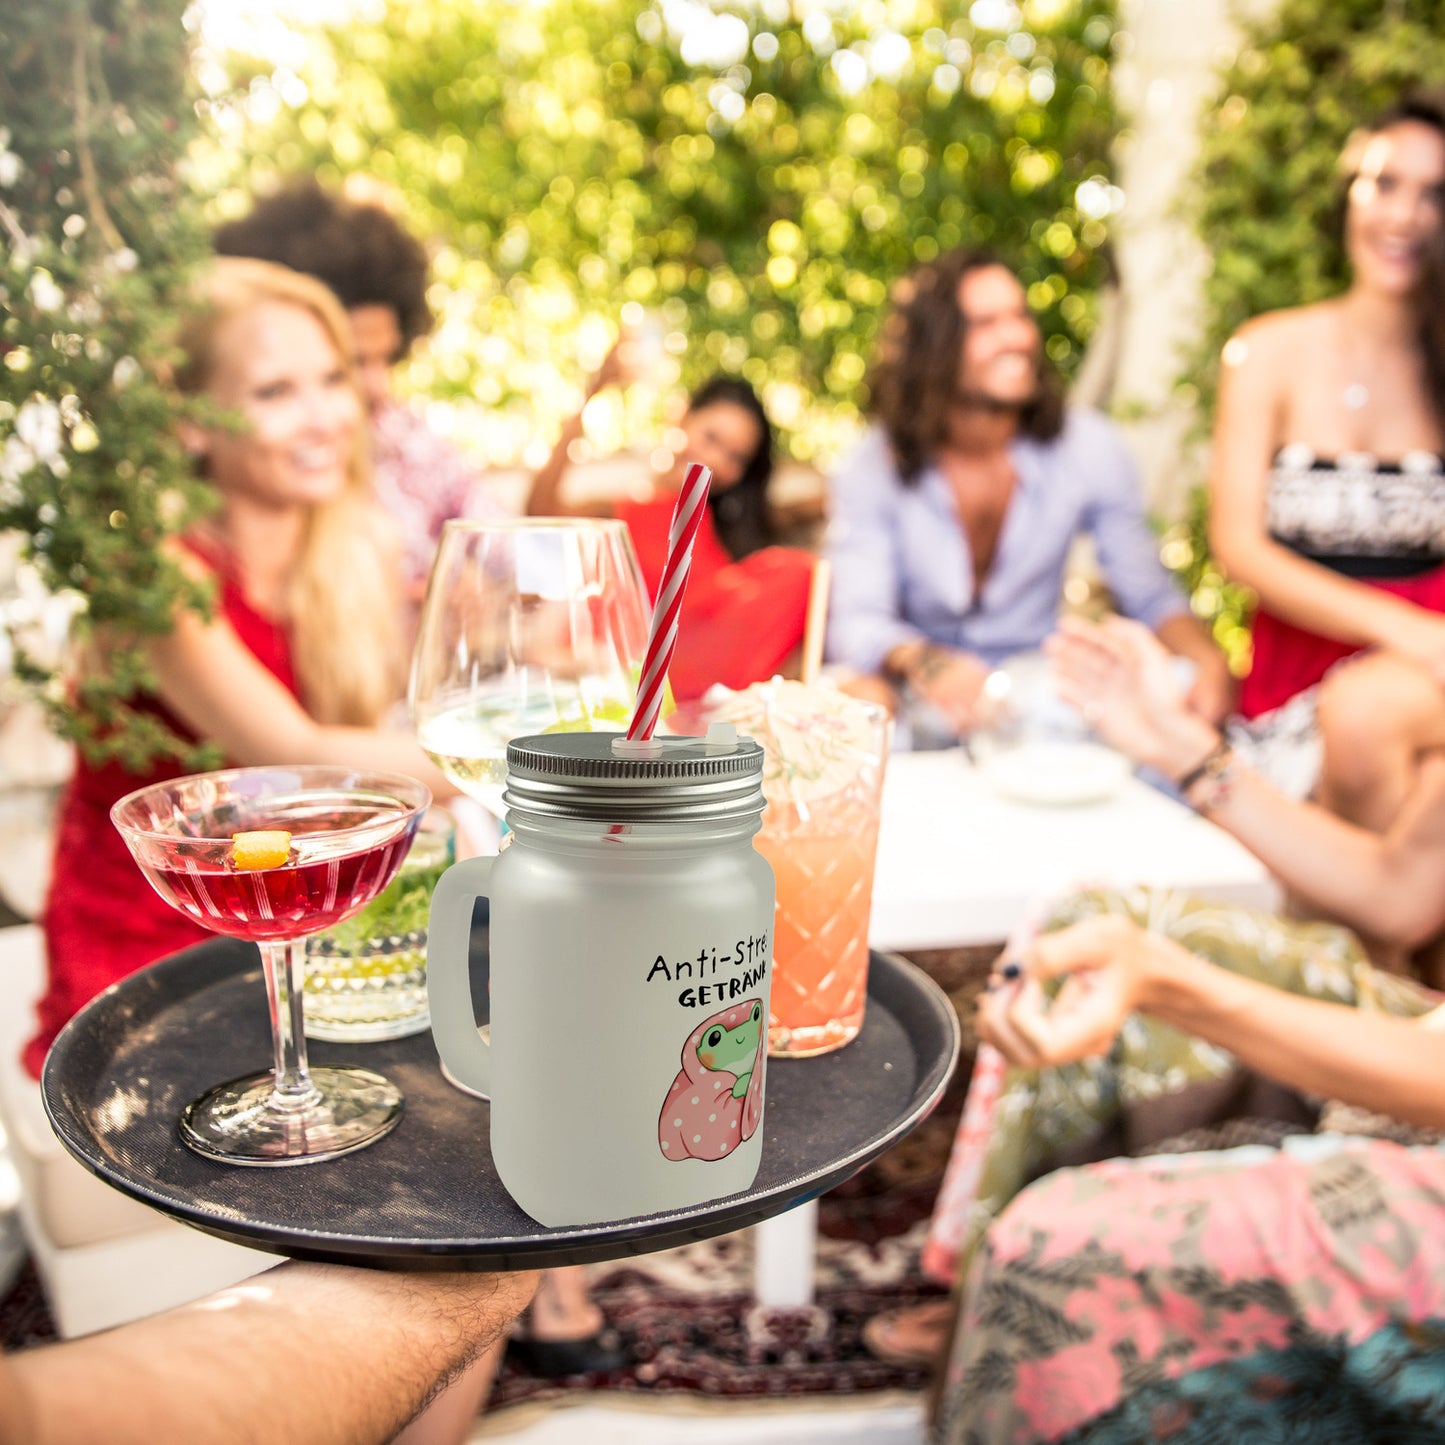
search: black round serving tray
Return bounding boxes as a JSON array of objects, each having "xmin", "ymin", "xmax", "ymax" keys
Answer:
[{"xmin": 42, "ymin": 941, "xmax": 958, "ymax": 1272}]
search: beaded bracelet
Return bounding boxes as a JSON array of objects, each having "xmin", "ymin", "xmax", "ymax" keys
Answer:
[
  {"xmin": 1175, "ymin": 739, "xmax": 1236, "ymax": 812},
  {"xmin": 888, "ymin": 642, "xmax": 950, "ymax": 687},
  {"xmin": 1174, "ymin": 738, "xmax": 1228, "ymax": 793},
  {"xmin": 909, "ymin": 646, "xmax": 953, "ymax": 684}
]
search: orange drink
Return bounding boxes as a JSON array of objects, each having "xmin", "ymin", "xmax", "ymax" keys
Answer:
[{"xmin": 716, "ymin": 682, "xmax": 889, "ymax": 1056}]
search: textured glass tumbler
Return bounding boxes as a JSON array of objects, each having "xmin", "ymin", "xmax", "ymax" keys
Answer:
[
  {"xmin": 756, "ymin": 705, "xmax": 889, "ymax": 1057},
  {"xmin": 303, "ymin": 810, "xmax": 455, "ymax": 1042}
]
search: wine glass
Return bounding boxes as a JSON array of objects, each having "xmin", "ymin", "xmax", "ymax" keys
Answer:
[
  {"xmin": 409, "ymin": 518, "xmax": 651, "ymax": 825},
  {"xmin": 111, "ymin": 765, "xmax": 430, "ymax": 1165}
]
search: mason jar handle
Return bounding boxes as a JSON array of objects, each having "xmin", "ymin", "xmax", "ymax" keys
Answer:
[{"xmin": 427, "ymin": 854, "xmax": 494, "ymax": 1099}]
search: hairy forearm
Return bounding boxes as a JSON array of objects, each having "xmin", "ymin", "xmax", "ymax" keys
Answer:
[
  {"xmin": 8, "ymin": 1263, "xmax": 536, "ymax": 1445},
  {"xmin": 1140, "ymin": 949, "xmax": 1445, "ymax": 1127},
  {"xmin": 883, "ymin": 637, "xmax": 950, "ymax": 684},
  {"xmin": 881, "ymin": 638, "xmax": 989, "ymax": 730}
]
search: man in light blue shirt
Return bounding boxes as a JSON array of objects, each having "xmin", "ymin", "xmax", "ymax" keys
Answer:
[{"xmin": 825, "ymin": 250, "xmax": 1230, "ymax": 740}]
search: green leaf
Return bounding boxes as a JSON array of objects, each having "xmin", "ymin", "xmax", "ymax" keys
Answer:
[{"xmin": 0, "ymin": 0, "xmax": 215, "ymax": 770}]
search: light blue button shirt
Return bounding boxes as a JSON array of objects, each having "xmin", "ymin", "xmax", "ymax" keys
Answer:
[{"xmin": 824, "ymin": 412, "xmax": 1188, "ymax": 674}]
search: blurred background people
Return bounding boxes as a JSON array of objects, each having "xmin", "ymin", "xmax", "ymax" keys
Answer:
[
  {"xmin": 30, "ymin": 255, "xmax": 506, "ymax": 1443},
  {"xmin": 527, "ymin": 355, "xmax": 815, "ymax": 700},
  {"xmin": 1052, "ymin": 614, "xmax": 1445, "ymax": 979},
  {"xmin": 865, "ymin": 607, "xmax": 1445, "ymax": 1372},
  {"xmin": 823, "ymin": 248, "xmax": 1230, "ymax": 747},
  {"xmin": 214, "ymin": 178, "xmax": 498, "ymax": 600},
  {"xmin": 1210, "ymin": 92, "xmax": 1445, "ymax": 817}
]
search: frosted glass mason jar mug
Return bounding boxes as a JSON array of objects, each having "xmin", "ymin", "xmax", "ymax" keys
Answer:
[{"xmin": 427, "ymin": 730, "xmax": 775, "ymax": 1228}]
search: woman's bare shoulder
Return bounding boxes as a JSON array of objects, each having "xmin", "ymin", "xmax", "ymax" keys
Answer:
[{"xmin": 1226, "ymin": 302, "xmax": 1338, "ymax": 364}]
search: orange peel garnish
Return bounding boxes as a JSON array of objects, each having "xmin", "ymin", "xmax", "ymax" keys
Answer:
[{"xmin": 230, "ymin": 830, "xmax": 292, "ymax": 870}]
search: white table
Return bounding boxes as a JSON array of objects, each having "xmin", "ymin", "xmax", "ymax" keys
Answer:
[
  {"xmin": 870, "ymin": 750, "xmax": 1280, "ymax": 950},
  {"xmin": 754, "ymin": 749, "xmax": 1280, "ymax": 1310}
]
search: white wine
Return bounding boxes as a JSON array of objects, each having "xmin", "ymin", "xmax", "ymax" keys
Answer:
[
  {"xmin": 421, "ymin": 746, "xmax": 510, "ymax": 799},
  {"xmin": 419, "ymin": 701, "xmax": 529, "ymax": 810},
  {"xmin": 417, "ymin": 685, "xmax": 630, "ymax": 810}
]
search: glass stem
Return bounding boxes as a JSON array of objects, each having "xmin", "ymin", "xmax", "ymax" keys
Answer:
[{"xmin": 259, "ymin": 938, "xmax": 321, "ymax": 1109}]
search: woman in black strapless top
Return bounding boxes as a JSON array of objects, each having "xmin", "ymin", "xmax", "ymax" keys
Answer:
[{"xmin": 1209, "ymin": 91, "xmax": 1445, "ymax": 830}]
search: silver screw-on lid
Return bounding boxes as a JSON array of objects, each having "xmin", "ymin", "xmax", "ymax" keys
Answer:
[
  {"xmin": 503, "ymin": 730, "xmax": 766, "ymax": 823},
  {"xmin": 503, "ymin": 730, "xmax": 765, "ymax": 823}
]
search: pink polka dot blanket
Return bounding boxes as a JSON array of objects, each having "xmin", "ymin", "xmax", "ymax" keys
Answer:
[{"xmin": 658, "ymin": 999, "xmax": 766, "ymax": 1162}]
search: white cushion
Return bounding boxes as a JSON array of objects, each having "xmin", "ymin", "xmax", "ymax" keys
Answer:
[
  {"xmin": 0, "ymin": 924, "xmax": 270, "ymax": 1335},
  {"xmin": 0, "ymin": 926, "xmax": 173, "ymax": 1246}
]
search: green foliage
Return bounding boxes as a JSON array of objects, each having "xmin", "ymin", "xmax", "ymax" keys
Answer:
[
  {"xmin": 202, "ymin": 0, "xmax": 1121, "ymax": 469},
  {"xmin": 0, "ymin": 0, "xmax": 218, "ymax": 770},
  {"xmin": 1190, "ymin": 0, "xmax": 1445, "ymax": 416},
  {"xmin": 1176, "ymin": 0, "xmax": 1445, "ymax": 666}
]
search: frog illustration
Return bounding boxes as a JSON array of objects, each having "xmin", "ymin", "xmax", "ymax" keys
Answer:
[
  {"xmin": 658, "ymin": 999, "xmax": 766, "ymax": 1162},
  {"xmin": 696, "ymin": 1001, "xmax": 762, "ymax": 1098}
]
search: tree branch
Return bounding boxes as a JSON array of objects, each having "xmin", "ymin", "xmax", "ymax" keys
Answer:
[
  {"xmin": 0, "ymin": 197, "xmax": 31, "ymax": 256},
  {"xmin": 71, "ymin": 17, "xmax": 126, "ymax": 254}
]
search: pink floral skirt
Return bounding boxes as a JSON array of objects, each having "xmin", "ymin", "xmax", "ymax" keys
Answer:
[{"xmin": 933, "ymin": 1136, "xmax": 1445, "ymax": 1443}]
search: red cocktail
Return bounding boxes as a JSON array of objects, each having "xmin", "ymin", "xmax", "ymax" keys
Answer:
[
  {"xmin": 113, "ymin": 767, "xmax": 430, "ymax": 1165},
  {"xmin": 139, "ymin": 799, "xmax": 416, "ymax": 941}
]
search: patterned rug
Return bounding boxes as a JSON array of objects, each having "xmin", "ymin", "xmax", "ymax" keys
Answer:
[
  {"xmin": 0, "ymin": 1255, "xmax": 57, "ymax": 1353},
  {"xmin": 0, "ymin": 946, "xmax": 998, "ymax": 1410}
]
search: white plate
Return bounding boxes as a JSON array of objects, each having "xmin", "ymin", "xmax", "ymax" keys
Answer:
[{"xmin": 978, "ymin": 740, "xmax": 1131, "ymax": 806}]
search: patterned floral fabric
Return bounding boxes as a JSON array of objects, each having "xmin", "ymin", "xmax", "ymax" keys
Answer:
[
  {"xmin": 934, "ymin": 1139, "xmax": 1445, "ymax": 1443},
  {"xmin": 1265, "ymin": 445, "xmax": 1445, "ymax": 568},
  {"xmin": 921, "ymin": 887, "xmax": 1436, "ymax": 1292},
  {"xmin": 925, "ymin": 886, "xmax": 1445, "ymax": 1444}
]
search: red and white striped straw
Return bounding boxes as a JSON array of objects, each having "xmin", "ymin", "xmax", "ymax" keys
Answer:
[{"xmin": 627, "ymin": 462, "xmax": 713, "ymax": 741}]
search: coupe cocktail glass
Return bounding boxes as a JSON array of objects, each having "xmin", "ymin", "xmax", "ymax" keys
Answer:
[{"xmin": 111, "ymin": 765, "xmax": 430, "ymax": 1165}]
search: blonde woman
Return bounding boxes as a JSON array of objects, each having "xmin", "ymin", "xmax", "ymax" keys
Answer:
[{"xmin": 30, "ymin": 257, "xmax": 450, "ymax": 1076}]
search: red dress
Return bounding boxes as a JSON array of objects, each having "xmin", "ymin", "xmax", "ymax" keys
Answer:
[
  {"xmin": 1236, "ymin": 449, "xmax": 1445, "ymax": 719},
  {"xmin": 26, "ymin": 546, "xmax": 298, "ymax": 1078},
  {"xmin": 1240, "ymin": 568, "xmax": 1445, "ymax": 717},
  {"xmin": 615, "ymin": 493, "xmax": 814, "ymax": 702}
]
